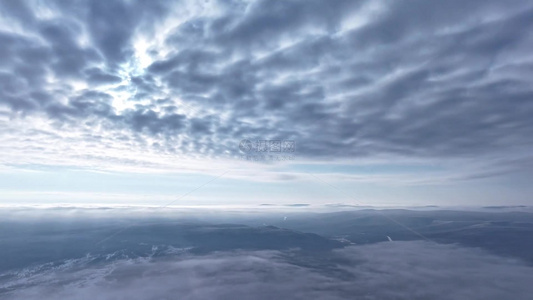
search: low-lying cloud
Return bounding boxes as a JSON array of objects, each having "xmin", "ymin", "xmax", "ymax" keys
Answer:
[{"xmin": 3, "ymin": 241, "xmax": 533, "ymax": 300}]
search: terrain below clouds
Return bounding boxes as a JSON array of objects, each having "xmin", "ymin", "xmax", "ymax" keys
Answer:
[
  {"xmin": 2, "ymin": 242, "xmax": 533, "ymax": 300},
  {"xmin": 1, "ymin": 207, "xmax": 533, "ymax": 299}
]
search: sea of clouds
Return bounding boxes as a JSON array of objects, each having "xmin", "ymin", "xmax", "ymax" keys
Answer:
[{"xmin": 2, "ymin": 241, "xmax": 533, "ymax": 300}]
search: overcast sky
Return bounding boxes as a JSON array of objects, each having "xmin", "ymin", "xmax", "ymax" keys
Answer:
[{"xmin": 1, "ymin": 0, "xmax": 533, "ymax": 206}]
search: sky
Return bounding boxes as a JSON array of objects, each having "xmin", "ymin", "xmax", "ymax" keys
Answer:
[{"xmin": 1, "ymin": 0, "xmax": 533, "ymax": 206}]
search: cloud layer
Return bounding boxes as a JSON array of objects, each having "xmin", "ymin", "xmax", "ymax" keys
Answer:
[
  {"xmin": 1, "ymin": 0, "xmax": 533, "ymax": 174},
  {"xmin": 3, "ymin": 241, "xmax": 533, "ymax": 300}
]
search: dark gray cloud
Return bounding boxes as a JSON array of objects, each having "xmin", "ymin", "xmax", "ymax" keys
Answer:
[
  {"xmin": 1, "ymin": 0, "xmax": 533, "ymax": 169},
  {"xmin": 84, "ymin": 68, "xmax": 122, "ymax": 86},
  {"xmin": 3, "ymin": 241, "xmax": 533, "ymax": 300}
]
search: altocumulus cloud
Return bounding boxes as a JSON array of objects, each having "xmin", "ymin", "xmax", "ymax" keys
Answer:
[
  {"xmin": 1, "ymin": 0, "xmax": 533, "ymax": 173},
  {"xmin": 3, "ymin": 241, "xmax": 533, "ymax": 300}
]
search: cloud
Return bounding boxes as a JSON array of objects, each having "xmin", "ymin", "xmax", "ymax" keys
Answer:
[
  {"xmin": 2, "ymin": 241, "xmax": 533, "ymax": 300},
  {"xmin": 1, "ymin": 0, "xmax": 533, "ymax": 179}
]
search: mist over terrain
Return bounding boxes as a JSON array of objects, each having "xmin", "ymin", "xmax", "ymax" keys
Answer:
[{"xmin": 1, "ymin": 207, "xmax": 533, "ymax": 300}]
